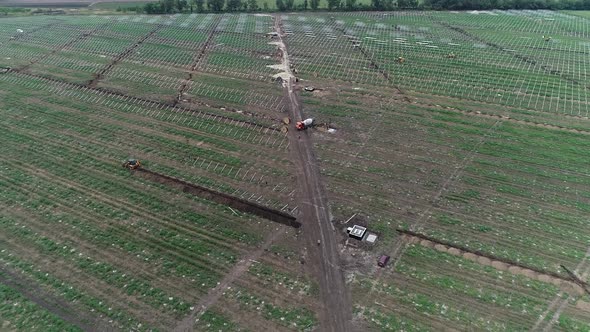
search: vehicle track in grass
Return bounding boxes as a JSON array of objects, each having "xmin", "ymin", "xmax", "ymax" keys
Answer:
[
  {"xmin": 87, "ymin": 24, "xmax": 164, "ymax": 87},
  {"xmin": 327, "ymin": 19, "xmax": 410, "ymax": 102},
  {"xmin": 0, "ymin": 233, "xmax": 171, "ymax": 330},
  {"xmin": 0, "ymin": 199, "xmax": 210, "ymax": 308},
  {"xmin": 17, "ymin": 20, "xmax": 114, "ymax": 71},
  {"xmin": 0, "ymin": 208, "xmax": 182, "ymax": 329},
  {"xmin": 433, "ymin": 18, "xmax": 590, "ymax": 92},
  {"xmin": 0, "ymin": 265, "xmax": 111, "ymax": 332},
  {"xmin": 174, "ymin": 15, "xmax": 222, "ymax": 107},
  {"xmin": 532, "ymin": 246, "xmax": 590, "ymax": 331},
  {"xmin": 174, "ymin": 229, "xmax": 284, "ymax": 331}
]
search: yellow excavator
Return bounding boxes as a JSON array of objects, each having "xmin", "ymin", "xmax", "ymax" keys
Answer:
[{"xmin": 122, "ymin": 159, "xmax": 141, "ymax": 170}]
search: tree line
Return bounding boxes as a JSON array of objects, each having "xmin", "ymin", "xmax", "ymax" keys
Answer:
[{"xmin": 141, "ymin": 0, "xmax": 590, "ymax": 13}]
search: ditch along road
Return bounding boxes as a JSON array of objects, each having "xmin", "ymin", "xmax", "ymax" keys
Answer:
[{"xmin": 273, "ymin": 15, "xmax": 353, "ymax": 332}]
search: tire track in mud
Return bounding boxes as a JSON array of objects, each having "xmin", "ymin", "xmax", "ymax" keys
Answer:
[{"xmin": 276, "ymin": 14, "xmax": 353, "ymax": 332}]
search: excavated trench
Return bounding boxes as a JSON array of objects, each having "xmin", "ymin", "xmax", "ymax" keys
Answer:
[
  {"xmin": 397, "ymin": 229, "xmax": 589, "ymax": 295},
  {"xmin": 134, "ymin": 168, "xmax": 300, "ymax": 228}
]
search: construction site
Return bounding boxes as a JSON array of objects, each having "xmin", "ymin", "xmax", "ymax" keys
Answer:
[{"xmin": 1, "ymin": 8, "xmax": 590, "ymax": 332}]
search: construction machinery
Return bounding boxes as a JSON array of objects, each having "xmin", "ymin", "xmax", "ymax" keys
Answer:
[
  {"xmin": 543, "ymin": 36, "xmax": 552, "ymax": 42},
  {"xmin": 122, "ymin": 159, "xmax": 141, "ymax": 170},
  {"xmin": 296, "ymin": 118, "xmax": 314, "ymax": 130},
  {"xmin": 396, "ymin": 57, "xmax": 405, "ymax": 64},
  {"xmin": 0, "ymin": 67, "xmax": 10, "ymax": 74}
]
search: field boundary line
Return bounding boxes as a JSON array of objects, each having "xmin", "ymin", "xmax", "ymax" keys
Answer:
[
  {"xmin": 327, "ymin": 17, "xmax": 410, "ymax": 102},
  {"xmin": 432, "ymin": 18, "xmax": 590, "ymax": 92},
  {"xmin": 414, "ymin": 100, "xmax": 590, "ymax": 136},
  {"xmin": 17, "ymin": 19, "xmax": 115, "ymax": 72},
  {"xmin": 7, "ymin": 70, "xmax": 283, "ymax": 134}
]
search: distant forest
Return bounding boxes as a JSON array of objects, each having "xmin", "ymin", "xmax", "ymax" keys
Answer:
[{"xmin": 141, "ymin": 0, "xmax": 590, "ymax": 13}]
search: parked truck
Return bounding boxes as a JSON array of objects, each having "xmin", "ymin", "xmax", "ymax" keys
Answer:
[{"xmin": 296, "ymin": 118, "xmax": 314, "ymax": 130}]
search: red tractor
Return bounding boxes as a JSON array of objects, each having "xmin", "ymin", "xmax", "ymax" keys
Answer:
[{"xmin": 296, "ymin": 118, "xmax": 314, "ymax": 130}]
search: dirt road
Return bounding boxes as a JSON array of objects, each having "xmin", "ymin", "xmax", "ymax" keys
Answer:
[{"xmin": 273, "ymin": 14, "xmax": 353, "ymax": 332}]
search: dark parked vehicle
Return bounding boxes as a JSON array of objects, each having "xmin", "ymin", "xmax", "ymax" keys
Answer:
[{"xmin": 378, "ymin": 255, "xmax": 390, "ymax": 267}]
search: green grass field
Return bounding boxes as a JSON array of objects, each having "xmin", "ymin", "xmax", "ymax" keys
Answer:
[
  {"xmin": 561, "ymin": 10, "xmax": 590, "ymax": 18},
  {"xmin": 90, "ymin": 1, "xmax": 151, "ymax": 10},
  {"xmin": 0, "ymin": 10, "xmax": 590, "ymax": 331}
]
